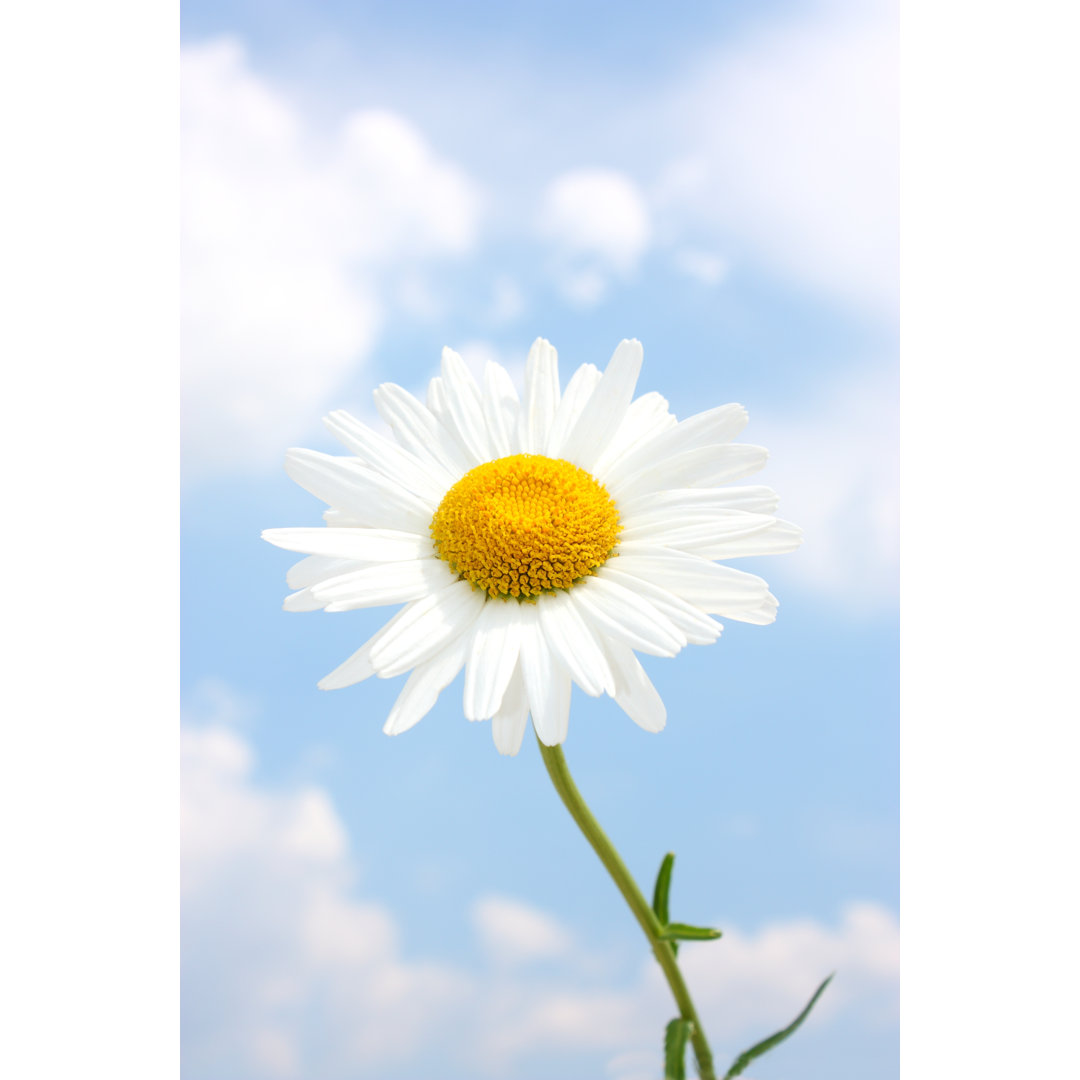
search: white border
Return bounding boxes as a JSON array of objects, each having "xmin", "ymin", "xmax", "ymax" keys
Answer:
[
  {"xmin": 0, "ymin": 2, "xmax": 179, "ymax": 1077},
  {"xmin": 903, "ymin": 0, "xmax": 1080, "ymax": 1075}
]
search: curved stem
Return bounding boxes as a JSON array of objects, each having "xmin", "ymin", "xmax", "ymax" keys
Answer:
[{"xmin": 537, "ymin": 739, "xmax": 717, "ymax": 1080}]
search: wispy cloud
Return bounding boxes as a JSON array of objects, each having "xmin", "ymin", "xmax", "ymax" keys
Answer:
[
  {"xmin": 183, "ymin": 1, "xmax": 896, "ymax": 479},
  {"xmin": 539, "ymin": 168, "xmax": 652, "ymax": 306},
  {"xmin": 182, "ymin": 40, "xmax": 481, "ymax": 478},
  {"xmin": 182, "ymin": 715, "xmax": 899, "ymax": 1078},
  {"xmin": 656, "ymin": 0, "xmax": 898, "ymax": 318},
  {"xmin": 755, "ymin": 363, "xmax": 899, "ymax": 608},
  {"xmin": 181, "ymin": 722, "xmax": 473, "ymax": 1078},
  {"xmin": 471, "ymin": 895, "xmax": 573, "ymax": 965}
]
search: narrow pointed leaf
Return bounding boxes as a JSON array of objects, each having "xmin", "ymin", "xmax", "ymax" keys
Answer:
[
  {"xmin": 664, "ymin": 1017, "xmax": 692, "ymax": 1080},
  {"xmin": 660, "ymin": 922, "xmax": 723, "ymax": 942},
  {"xmin": 723, "ymin": 973, "xmax": 834, "ymax": 1079},
  {"xmin": 652, "ymin": 852, "xmax": 676, "ymax": 924}
]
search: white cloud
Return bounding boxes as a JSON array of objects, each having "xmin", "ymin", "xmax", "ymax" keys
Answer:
[
  {"xmin": 540, "ymin": 169, "xmax": 651, "ymax": 305},
  {"xmin": 474, "ymin": 901, "xmax": 898, "ymax": 1072},
  {"xmin": 676, "ymin": 903, "xmax": 900, "ymax": 1040},
  {"xmin": 181, "ymin": 723, "xmax": 473, "ymax": 1078},
  {"xmin": 183, "ymin": 676, "xmax": 256, "ymax": 729},
  {"xmin": 672, "ymin": 248, "xmax": 730, "ymax": 286},
  {"xmin": 541, "ymin": 169, "xmax": 651, "ymax": 271},
  {"xmin": 335, "ymin": 111, "xmax": 478, "ymax": 259},
  {"xmin": 485, "ymin": 275, "xmax": 526, "ymax": 325},
  {"xmin": 181, "ymin": 40, "xmax": 481, "ymax": 479},
  {"xmin": 754, "ymin": 365, "xmax": 899, "ymax": 608},
  {"xmin": 560, "ymin": 267, "xmax": 610, "ymax": 307},
  {"xmin": 472, "ymin": 895, "xmax": 573, "ymax": 965},
  {"xmin": 596, "ymin": 903, "xmax": 900, "ymax": 1079},
  {"xmin": 181, "ymin": 5, "xmax": 897, "ymax": 481},
  {"xmin": 182, "ymin": 714, "xmax": 898, "ymax": 1078},
  {"xmin": 605, "ymin": 1049, "xmax": 665, "ymax": 1080},
  {"xmin": 658, "ymin": 0, "xmax": 897, "ymax": 317}
]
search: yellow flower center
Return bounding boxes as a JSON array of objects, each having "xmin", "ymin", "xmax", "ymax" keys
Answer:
[{"xmin": 430, "ymin": 454, "xmax": 621, "ymax": 599}]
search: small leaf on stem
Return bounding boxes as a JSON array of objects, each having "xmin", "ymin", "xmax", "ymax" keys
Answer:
[
  {"xmin": 660, "ymin": 922, "xmax": 723, "ymax": 942},
  {"xmin": 723, "ymin": 973, "xmax": 834, "ymax": 1079},
  {"xmin": 652, "ymin": 852, "xmax": 675, "ymax": 925},
  {"xmin": 664, "ymin": 1017, "xmax": 692, "ymax": 1080}
]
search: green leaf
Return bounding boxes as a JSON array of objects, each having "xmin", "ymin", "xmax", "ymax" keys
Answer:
[
  {"xmin": 652, "ymin": 852, "xmax": 676, "ymax": 925},
  {"xmin": 723, "ymin": 973, "xmax": 834, "ymax": 1079},
  {"xmin": 659, "ymin": 922, "xmax": 723, "ymax": 942},
  {"xmin": 664, "ymin": 1017, "xmax": 692, "ymax": 1080}
]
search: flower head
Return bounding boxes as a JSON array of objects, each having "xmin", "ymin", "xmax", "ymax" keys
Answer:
[{"xmin": 263, "ymin": 339, "xmax": 801, "ymax": 754}]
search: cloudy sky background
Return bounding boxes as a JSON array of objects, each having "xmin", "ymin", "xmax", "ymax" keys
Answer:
[{"xmin": 181, "ymin": 1, "xmax": 898, "ymax": 1077}]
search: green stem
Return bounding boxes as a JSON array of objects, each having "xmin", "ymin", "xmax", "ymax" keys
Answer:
[{"xmin": 537, "ymin": 739, "xmax": 717, "ymax": 1080}]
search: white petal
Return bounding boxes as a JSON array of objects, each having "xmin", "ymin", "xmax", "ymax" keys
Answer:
[
  {"xmin": 600, "ymin": 403, "xmax": 748, "ymax": 490},
  {"xmin": 569, "ymin": 576, "xmax": 685, "ymax": 657},
  {"xmin": 726, "ymin": 592, "xmax": 779, "ymax": 625},
  {"xmin": 519, "ymin": 619, "xmax": 572, "ymax": 746},
  {"xmin": 559, "ymin": 339, "xmax": 643, "ymax": 472},
  {"xmin": 597, "ymin": 565, "xmax": 722, "ymax": 645},
  {"xmin": 463, "ymin": 600, "xmax": 525, "ymax": 721},
  {"xmin": 438, "ymin": 347, "xmax": 492, "ymax": 466},
  {"xmin": 383, "ymin": 632, "xmax": 472, "ymax": 736},
  {"xmin": 318, "ymin": 589, "xmax": 477, "ymax": 692},
  {"xmin": 619, "ymin": 511, "xmax": 777, "ymax": 551},
  {"xmin": 317, "ymin": 601, "xmax": 430, "ymax": 690},
  {"xmin": 283, "ymin": 448, "xmax": 362, "ymax": 510},
  {"xmin": 369, "ymin": 579, "xmax": 487, "ymax": 678},
  {"xmin": 262, "ymin": 526, "xmax": 433, "ymax": 562},
  {"xmin": 611, "ymin": 545, "xmax": 774, "ymax": 620},
  {"xmin": 680, "ymin": 519, "xmax": 803, "ymax": 561},
  {"xmin": 543, "ymin": 363, "xmax": 602, "ymax": 458},
  {"xmin": 321, "ymin": 509, "xmax": 365, "ymax": 527},
  {"xmin": 313, "ymin": 559, "xmax": 457, "ymax": 612},
  {"xmin": 491, "ymin": 664, "xmax": 530, "ymax": 756},
  {"xmin": 373, "ymin": 382, "xmax": 469, "ymax": 476},
  {"xmin": 284, "ymin": 448, "xmax": 436, "ymax": 532},
  {"xmin": 608, "ymin": 444, "xmax": 769, "ymax": 502},
  {"xmin": 283, "ymin": 588, "xmax": 328, "ymax": 612},
  {"xmin": 616, "ymin": 486, "xmax": 781, "ymax": 519},
  {"xmin": 318, "ymin": 640, "xmax": 378, "ymax": 689},
  {"xmin": 593, "ymin": 391, "xmax": 677, "ymax": 477},
  {"xmin": 425, "ymin": 376, "xmax": 453, "ymax": 432},
  {"xmin": 482, "ymin": 362, "xmax": 521, "ymax": 458},
  {"xmin": 603, "ymin": 639, "xmax": 667, "ymax": 733},
  {"xmin": 285, "ymin": 555, "xmax": 359, "ymax": 590},
  {"xmin": 323, "ymin": 410, "xmax": 454, "ymax": 500},
  {"xmin": 536, "ymin": 590, "xmax": 615, "ymax": 697},
  {"xmin": 519, "ymin": 337, "xmax": 560, "ymax": 453}
]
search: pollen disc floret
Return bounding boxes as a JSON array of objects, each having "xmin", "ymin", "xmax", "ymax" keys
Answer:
[{"xmin": 430, "ymin": 453, "xmax": 621, "ymax": 599}]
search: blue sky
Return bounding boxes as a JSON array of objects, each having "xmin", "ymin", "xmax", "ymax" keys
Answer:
[{"xmin": 181, "ymin": 1, "xmax": 898, "ymax": 1077}]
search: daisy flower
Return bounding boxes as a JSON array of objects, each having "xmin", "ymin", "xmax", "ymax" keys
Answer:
[{"xmin": 262, "ymin": 339, "xmax": 801, "ymax": 755}]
